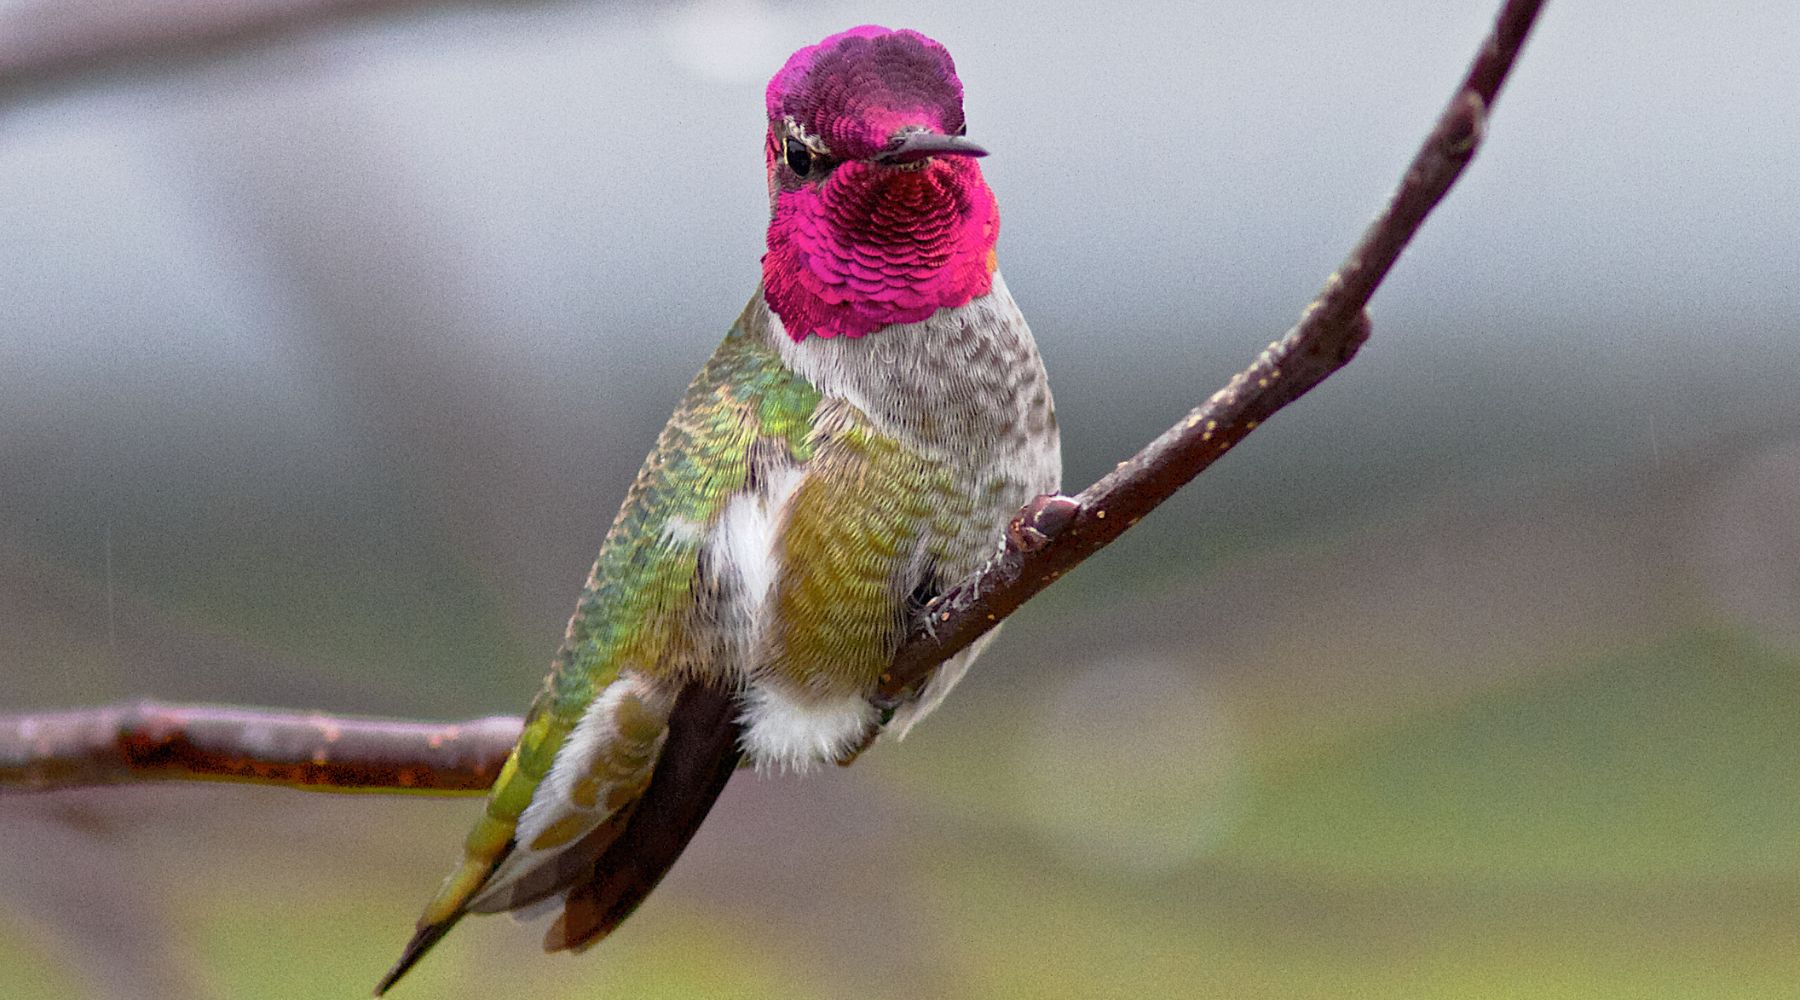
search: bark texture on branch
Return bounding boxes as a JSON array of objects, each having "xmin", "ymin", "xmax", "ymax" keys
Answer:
[
  {"xmin": 0, "ymin": 700, "xmax": 518, "ymax": 794},
  {"xmin": 0, "ymin": 0, "xmax": 1547, "ymax": 796}
]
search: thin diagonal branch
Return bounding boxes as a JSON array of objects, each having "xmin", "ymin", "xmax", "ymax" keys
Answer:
[
  {"xmin": 0, "ymin": 0, "xmax": 1547, "ymax": 795},
  {"xmin": 880, "ymin": 0, "xmax": 1545, "ymax": 698}
]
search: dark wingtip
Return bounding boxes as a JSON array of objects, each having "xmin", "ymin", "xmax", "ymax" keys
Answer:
[
  {"xmin": 373, "ymin": 917, "xmax": 460, "ymax": 996},
  {"xmin": 379, "ymin": 683, "xmax": 742, "ymax": 985},
  {"xmin": 544, "ymin": 682, "xmax": 743, "ymax": 954}
]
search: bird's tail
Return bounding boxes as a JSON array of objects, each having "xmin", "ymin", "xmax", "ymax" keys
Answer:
[
  {"xmin": 373, "ymin": 682, "xmax": 742, "ymax": 993},
  {"xmin": 546, "ymin": 682, "xmax": 743, "ymax": 951},
  {"xmin": 373, "ymin": 917, "xmax": 461, "ymax": 996}
]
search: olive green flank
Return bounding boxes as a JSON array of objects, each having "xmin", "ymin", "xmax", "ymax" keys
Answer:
[{"xmin": 767, "ymin": 414, "xmax": 951, "ymax": 693}]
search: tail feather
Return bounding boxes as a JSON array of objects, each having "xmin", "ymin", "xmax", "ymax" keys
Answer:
[
  {"xmin": 375, "ymin": 682, "xmax": 741, "ymax": 994},
  {"xmin": 547, "ymin": 682, "xmax": 744, "ymax": 952},
  {"xmin": 374, "ymin": 917, "xmax": 460, "ymax": 997},
  {"xmin": 471, "ymin": 807, "xmax": 638, "ymax": 916}
]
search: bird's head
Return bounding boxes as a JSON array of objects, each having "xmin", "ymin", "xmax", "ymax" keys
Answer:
[{"xmin": 762, "ymin": 26, "xmax": 1000, "ymax": 342}]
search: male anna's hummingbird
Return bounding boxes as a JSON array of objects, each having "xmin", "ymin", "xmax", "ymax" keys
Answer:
[{"xmin": 377, "ymin": 25, "xmax": 1059, "ymax": 993}]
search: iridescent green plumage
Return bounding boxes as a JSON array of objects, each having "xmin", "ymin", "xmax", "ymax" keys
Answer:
[
  {"xmin": 535, "ymin": 306, "xmax": 820, "ymax": 722},
  {"xmin": 380, "ymin": 305, "xmax": 823, "ymax": 988}
]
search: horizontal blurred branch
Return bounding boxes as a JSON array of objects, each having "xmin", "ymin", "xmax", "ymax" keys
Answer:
[
  {"xmin": 0, "ymin": 700, "xmax": 517, "ymax": 793},
  {"xmin": 0, "ymin": 0, "xmax": 510, "ymax": 88},
  {"xmin": 0, "ymin": 0, "xmax": 1545, "ymax": 795}
]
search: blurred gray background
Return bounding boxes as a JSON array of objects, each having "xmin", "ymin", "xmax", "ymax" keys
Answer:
[{"xmin": 3, "ymin": 1, "xmax": 1799, "ymax": 998}]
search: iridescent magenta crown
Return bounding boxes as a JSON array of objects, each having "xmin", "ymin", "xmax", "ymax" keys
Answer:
[{"xmin": 768, "ymin": 26, "xmax": 966, "ymax": 161}]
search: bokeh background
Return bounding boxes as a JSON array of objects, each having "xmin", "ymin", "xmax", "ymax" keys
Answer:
[{"xmin": 4, "ymin": 0, "xmax": 1799, "ymax": 997}]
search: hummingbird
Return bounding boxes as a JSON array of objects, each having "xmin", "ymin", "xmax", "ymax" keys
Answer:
[{"xmin": 376, "ymin": 25, "xmax": 1059, "ymax": 994}]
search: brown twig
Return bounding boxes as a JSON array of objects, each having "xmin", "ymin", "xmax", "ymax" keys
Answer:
[
  {"xmin": 0, "ymin": 700, "xmax": 518, "ymax": 793},
  {"xmin": 0, "ymin": 0, "xmax": 1546, "ymax": 794},
  {"xmin": 881, "ymin": 0, "xmax": 1545, "ymax": 698}
]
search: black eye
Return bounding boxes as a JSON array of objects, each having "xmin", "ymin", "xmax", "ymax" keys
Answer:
[{"xmin": 784, "ymin": 137, "xmax": 813, "ymax": 176}]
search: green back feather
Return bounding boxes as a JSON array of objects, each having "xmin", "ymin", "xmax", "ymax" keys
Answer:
[{"xmin": 421, "ymin": 306, "xmax": 820, "ymax": 924}]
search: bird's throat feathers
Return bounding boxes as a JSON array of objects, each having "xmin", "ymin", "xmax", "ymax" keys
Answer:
[
  {"xmin": 763, "ymin": 151, "xmax": 998, "ymax": 342},
  {"xmin": 761, "ymin": 25, "xmax": 1000, "ymax": 342}
]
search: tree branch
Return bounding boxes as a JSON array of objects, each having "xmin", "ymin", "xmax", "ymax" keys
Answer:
[
  {"xmin": 0, "ymin": 700, "xmax": 518, "ymax": 794},
  {"xmin": 0, "ymin": 0, "xmax": 495, "ymax": 89},
  {"xmin": 0, "ymin": 0, "xmax": 1546, "ymax": 795},
  {"xmin": 882, "ymin": 0, "xmax": 1546, "ymax": 697}
]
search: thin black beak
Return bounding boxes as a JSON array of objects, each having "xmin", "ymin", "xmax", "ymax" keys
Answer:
[{"xmin": 875, "ymin": 132, "xmax": 989, "ymax": 165}]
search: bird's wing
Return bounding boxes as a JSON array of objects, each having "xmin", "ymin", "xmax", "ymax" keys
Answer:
[
  {"xmin": 542, "ymin": 679, "xmax": 742, "ymax": 952},
  {"xmin": 378, "ymin": 306, "xmax": 821, "ymax": 993}
]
